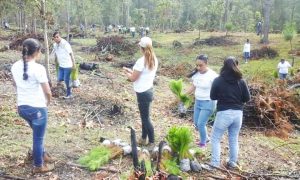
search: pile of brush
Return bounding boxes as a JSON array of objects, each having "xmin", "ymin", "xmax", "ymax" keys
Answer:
[{"xmin": 243, "ymin": 82, "xmax": 300, "ymax": 138}]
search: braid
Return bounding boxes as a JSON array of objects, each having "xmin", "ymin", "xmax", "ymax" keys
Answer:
[{"xmin": 22, "ymin": 46, "xmax": 29, "ymax": 80}]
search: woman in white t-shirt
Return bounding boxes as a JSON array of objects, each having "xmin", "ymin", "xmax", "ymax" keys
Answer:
[
  {"xmin": 187, "ymin": 54, "xmax": 218, "ymax": 148},
  {"xmin": 123, "ymin": 37, "xmax": 158, "ymax": 148},
  {"xmin": 11, "ymin": 38, "xmax": 53, "ymax": 173},
  {"xmin": 277, "ymin": 59, "xmax": 291, "ymax": 80}
]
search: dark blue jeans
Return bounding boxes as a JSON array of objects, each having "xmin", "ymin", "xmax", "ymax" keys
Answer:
[
  {"xmin": 58, "ymin": 67, "xmax": 72, "ymax": 96},
  {"xmin": 18, "ymin": 105, "xmax": 48, "ymax": 167},
  {"xmin": 136, "ymin": 88, "xmax": 154, "ymax": 143}
]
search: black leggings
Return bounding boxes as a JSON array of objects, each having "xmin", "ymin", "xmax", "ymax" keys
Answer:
[{"xmin": 136, "ymin": 88, "xmax": 154, "ymax": 143}]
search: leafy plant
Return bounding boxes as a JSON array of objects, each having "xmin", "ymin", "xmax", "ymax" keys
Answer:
[
  {"xmin": 161, "ymin": 159, "xmax": 181, "ymax": 175},
  {"xmin": 273, "ymin": 70, "xmax": 278, "ymax": 78},
  {"xmin": 283, "ymin": 22, "xmax": 297, "ymax": 51},
  {"xmin": 225, "ymin": 22, "xmax": 234, "ymax": 36},
  {"xmin": 78, "ymin": 146, "xmax": 111, "ymax": 171},
  {"xmin": 166, "ymin": 126, "xmax": 193, "ymax": 160},
  {"xmin": 169, "ymin": 79, "xmax": 192, "ymax": 108}
]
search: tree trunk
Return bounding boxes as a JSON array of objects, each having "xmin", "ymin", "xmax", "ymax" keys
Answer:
[
  {"xmin": 33, "ymin": 17, "xmax": 37, "ymax": 34},
  {"xmin": 291, "ymin": 0, "xmax": 296, "ymax": 22},
  {"xmin": 41, "ymin": 0, "xmax": 50, "ymax": 80},
  {"xmin": 262, "ymin": 0, "xmax": 272, "ymax": 44},
  {"xmin": 222, "ymin": 0, "xmax": 230, "ymax": 30},
  {"xmin": 67, "ymin": 0, "xmax": 70, "ymax": 42}
]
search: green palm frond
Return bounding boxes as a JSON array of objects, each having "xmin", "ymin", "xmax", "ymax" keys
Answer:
[{"xmin": 166, "ymin": 126, "xmax": 193, "ymax": 160}]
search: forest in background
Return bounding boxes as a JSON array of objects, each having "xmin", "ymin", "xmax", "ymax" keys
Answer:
[{"xmin": 1, "ymin": 0, "xmax": 300, "ymax": 34}]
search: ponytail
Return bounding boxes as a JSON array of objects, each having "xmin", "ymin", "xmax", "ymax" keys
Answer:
[
  {"xmin": 143, "ymin": 46, "xmax": 156, "ymax": 70},
  {"xmin": 21, "ymin": 38, "xmax": 42, "ymax": 81},
  {"xmin": 22, "ymin": 46, "xmax": 28, "ymax": 80}
]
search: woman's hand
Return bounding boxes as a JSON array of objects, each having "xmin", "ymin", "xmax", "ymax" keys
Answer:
[{"xmin": 123, "ymin": 67, "xmax": 133, "ymax": 74}]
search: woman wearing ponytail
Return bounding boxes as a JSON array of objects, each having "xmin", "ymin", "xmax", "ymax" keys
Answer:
[
  {"xmin": 11, "ymin": 38, "xmax": 53, "ymax": 173},
  {"xmin": 123, "ymin": 37, "xmax": 158, "ymax": 149}
]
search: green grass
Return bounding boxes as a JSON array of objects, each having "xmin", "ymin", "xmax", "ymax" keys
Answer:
[
  {"xmin": 254, "ymin": 135, "xmax": 300, "ymax": 157},
  {"xmin": 72, "ymin": 38, "xmax": 97, "ymax": 46}
]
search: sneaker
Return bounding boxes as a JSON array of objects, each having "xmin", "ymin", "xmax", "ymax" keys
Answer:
[
  {"xmin": 198, "ymin": 143, "xmax": 206, "ymax": 148},
  {"xmin": 137, "ymin": 138, "xmax": 147, "ymax": 146},
  {"xmin": 63, "ymin": 95, "xmax": 73, "ymax": 99},
  {"xmin": 200, "ymin": 164, "xmax": 214, "ymax": 171},
  {"xmin": 32, "ymin": 164, "xmax": 54, "ymax": 174},
  {"xmin": 226, "ymin": 162, "xmax": 241, "ymax": 171}
]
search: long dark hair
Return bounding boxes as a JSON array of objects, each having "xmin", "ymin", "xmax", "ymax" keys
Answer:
[
  {"xmin": 22, "ymin": 38, "xmax": 42, "ymax": 80},
  {"xmin": 220, "ymin": 56, "xmax": 242, "ymax": 80}
]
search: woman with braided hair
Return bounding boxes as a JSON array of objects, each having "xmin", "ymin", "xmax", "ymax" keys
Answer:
[{"xmin": 11, "ymin": 38, "xmax": 53, "ymax": 173}]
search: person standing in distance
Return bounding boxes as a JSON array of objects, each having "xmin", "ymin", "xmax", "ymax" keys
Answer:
[
  {"xmin": 123, "ymin": 37, "xmax": 158, "ymax": 149},
  {"xmin": 277, "ymin": 58, "xmax": 292, "ymax": 80},
  {"xmin": 210, "ymin": 56, "xmax": 250, "ymax": 169},
  {"xmin": 52, "ymin": 31, "xmax": 76, "ymax": 99},
  {"xmin": 11, "ymin": 38, "xmax": 53, "ymax": 173},
  {"xmin": 243, "ymin": 39, "xmax": 250, "ymax": 63}
]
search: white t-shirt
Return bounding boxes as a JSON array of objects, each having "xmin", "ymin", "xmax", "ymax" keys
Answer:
[
  {"xmin": 277, "ymin": 61, "xmax": 291, "ymax": 74},
  {"xmin": 130, "ymin": 27, "xmax": 136, "ymax": 32},
  {"xmin": 192, "ymin": 69, "xmax": 218, "ymax": 100},
  {"xmin": 132, "ymin": 56, "xmax": 158, "ymax": 93},
  {"xmin": 11, "ymin": 60, "xmax": 48, "ymax": 107},
  {"xmin": 53, "ymin": 38, "xmax": 73, "ymax": 68},
  {"xmin": 243, "ymin": 43, "xmax": 250, "ymax": 53}
]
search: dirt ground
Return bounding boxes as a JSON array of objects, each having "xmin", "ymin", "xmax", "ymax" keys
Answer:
[{"xmin": 0, "ymin": 32, "xmax": 299, "ymax": 180}]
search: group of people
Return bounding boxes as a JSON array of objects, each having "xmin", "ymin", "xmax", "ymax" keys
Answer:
[{"xmin": 12, "ymin": 28, "xmax": 294, "ymax": 174}]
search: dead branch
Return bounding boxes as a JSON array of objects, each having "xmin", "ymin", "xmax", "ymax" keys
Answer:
[
  {"xmin": 241, "ymin": 170, "xmax": 300, "ymax": 179},
  {"xmin": 0, "ymin": 172, "xmax": 26, "ymax": 180},
  {"xmin": 67, "ymin": 162, "xmax": 120, "ymax": 173},
  {"xmin": 206, "ymin": 175, "xmax": 227, "ymax": 180},
  {"xmin": 205, "ymin": 163, "xmax": 248, "ymax": 179}
]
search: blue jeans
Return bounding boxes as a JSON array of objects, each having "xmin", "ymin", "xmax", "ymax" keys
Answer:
[
  {"xmin": 279, "ymin": 73, "xmax": 287, "ymax": 80},
  {"xmin": 136, "ymin": 88, "xmax": 154, "ymax": 143},
  {"xmin": 244, "ymin": 52, "xmax": 250, "ymax": 62},
  {"xmin": 58, "ymin": 67, "xmax": 72, "ymax": 96},
  {"xmin": 18, "ymin": 105, "xmax": 48, "ymax": 167},
  {"xmin": 210, "ymin": 110, "xmax": 243, "ymax": 167},
  {"xmin": 193, "ymin": 100, "xmax": 215, "ymax": 145}
]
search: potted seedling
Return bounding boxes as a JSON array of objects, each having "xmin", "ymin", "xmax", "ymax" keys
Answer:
[
  {"xmin": 166, "ymin": 126, "xmax": 193, "ymax": 172},
  {"xmin": 169, "ymin": 79, "xmax": 192, "ymax": 117}
]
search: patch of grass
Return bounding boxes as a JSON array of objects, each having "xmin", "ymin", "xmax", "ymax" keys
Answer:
[
  {"xmin": 72, "ymin": 38, "xmax": 97, "ymax": 46},
  {"xmin": 254, "ymin": 134, "xmax": 300, "ymax": 157}
]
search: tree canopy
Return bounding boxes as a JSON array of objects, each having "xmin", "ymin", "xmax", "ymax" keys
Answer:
[{"xmin": 1, "ymin": 0, "xmax": 300, "ymax": 33}]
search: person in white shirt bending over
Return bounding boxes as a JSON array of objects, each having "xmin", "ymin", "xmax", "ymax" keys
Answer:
[
  {"xmin": 277, "ymin": 58, "xmax": 291, "ymax": 80},
  {"xmin": 52, "ymin": 31, "xmax": 76, "ymax": 99},
  {"xmin": 123, "ymin": 37, "xmax": 158, "ymax": 150},
  {"xmin": 243, "ymin": 39, "xmax": 250, "ymax": 63}
]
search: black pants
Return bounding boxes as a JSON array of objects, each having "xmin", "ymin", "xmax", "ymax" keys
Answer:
[{"xmin": 136, "ymin": 88, "xmax": 154, "ymax": 143}]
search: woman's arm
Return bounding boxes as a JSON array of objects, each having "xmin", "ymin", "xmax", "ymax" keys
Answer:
[
  {"xmin": 41, "ymin": 82, "xmax": 52, "ymax": 106},
  {"xmin": 186, "ymin": 85, "xmax": 196, "ymax": 95},
  {"xmin": 123, "ymin": 67, "xmax": 141, "ymax": 82}
]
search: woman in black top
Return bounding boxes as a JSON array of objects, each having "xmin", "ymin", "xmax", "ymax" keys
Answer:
[{"xmin": 210, "ymin": 56, "xmax": 250, "ymax": 169}]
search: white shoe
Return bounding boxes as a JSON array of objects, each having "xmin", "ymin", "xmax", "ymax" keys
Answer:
[{"xmin": 63, "ymin": 95, "xmax": 73, "ymax": 99}]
